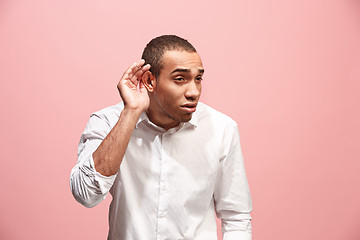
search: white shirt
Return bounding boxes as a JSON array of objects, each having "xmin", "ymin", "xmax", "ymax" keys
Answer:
[{"xmin": 70, "ymin": 102, "xmax": 252, "ymax": 240}]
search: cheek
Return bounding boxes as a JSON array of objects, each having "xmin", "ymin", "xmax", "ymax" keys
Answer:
[
  {"xmin": 164, "ymin": 86, "xmax": 185, "ymax": 100},
  {"xmin": 156, "ymin": 83, "xmax": 186, "ymax": 107},
  {"xmin": 156, "ymin": 89, "xmax": 178, "ymax": 108}
]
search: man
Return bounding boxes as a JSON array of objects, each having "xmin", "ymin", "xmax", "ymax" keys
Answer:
[{"xmin": 70, "ymin": 35, "xmax": 252, "ymax": 240}]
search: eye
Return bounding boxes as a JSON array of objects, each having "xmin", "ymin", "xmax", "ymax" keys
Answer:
[
  {"xmin": 174, "ymin": 77, "xmax": 186, "ymax": 82},
  {"xmin": 196, "ymin": 76, "xmax": 203, "ymax": 81}
]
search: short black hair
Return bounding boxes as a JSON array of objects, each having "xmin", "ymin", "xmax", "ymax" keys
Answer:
[{"xmin": 141, "ymin": 35, "xmax": 197, "ymax": 79}]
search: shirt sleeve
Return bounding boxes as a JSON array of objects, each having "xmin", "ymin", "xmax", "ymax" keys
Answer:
[
  {"xmin": 70, "ymin": 113, "xmax": 118, "ymax": 208},
  {"xmin": 214, "ymin": 123, "xmax": 252, "ymax": 240}
]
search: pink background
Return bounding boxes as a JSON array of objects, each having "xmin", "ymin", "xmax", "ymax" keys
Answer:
[{"xmin": 1, "ymin": 0, "xmax": 359, "ymax": 239}]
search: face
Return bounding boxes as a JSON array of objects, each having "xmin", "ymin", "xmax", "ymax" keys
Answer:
[{"xmin": 147, "ymin": 50, "xmax": 204, "ymax": 130}]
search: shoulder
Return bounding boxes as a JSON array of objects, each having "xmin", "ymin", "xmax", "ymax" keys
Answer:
[
  {"xmin": 196, "ymin": 102, "xmax": 238, "ymax": 128},
  {"xmin": 92, "ymin": 102, "xmax": 124, "ymax": 116},
  {"xmin": 90, "ymin": 102, "xmax": 124, "ymax": 128}
]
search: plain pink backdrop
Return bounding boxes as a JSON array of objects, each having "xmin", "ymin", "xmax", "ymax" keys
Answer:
[{"xmin": 1, "ymin": 0, "xmax": 359, "ymax": 239}]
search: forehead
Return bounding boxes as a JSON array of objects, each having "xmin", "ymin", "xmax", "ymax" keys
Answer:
[{"xmin": 161, "ymin": 50, "xmax": 203, "ymax": 72}]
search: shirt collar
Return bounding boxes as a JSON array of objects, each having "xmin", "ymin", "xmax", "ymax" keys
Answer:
[
  {"xmin": 135, "ymin": 109, "xmax": 199, "ymax": 130},
  {"xmin": 188, "ymin": 109, "xmax": 199, "ymax": 127}
]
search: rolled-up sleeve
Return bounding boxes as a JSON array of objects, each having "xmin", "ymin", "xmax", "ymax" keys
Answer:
[
  {"xmin": 214, "ymin": 124, "xmax": 252, "ymax": 240},
  {"xmin": 70, "ymin": 113, "xmax": 117, "ymax": 208}
]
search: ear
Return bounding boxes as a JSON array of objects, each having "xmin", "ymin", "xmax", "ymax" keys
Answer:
[{"xmin": 142, "ymin": 71, "xmax": 156, "ymax": 92}]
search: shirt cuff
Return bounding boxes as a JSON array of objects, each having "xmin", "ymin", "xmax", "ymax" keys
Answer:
[
  {"xmin": 223, "ymin": 231, "xmax": 252, "ymax": 240},
  {"xmin": 90, "ymin": 155, "xmax": 118, "ymax": 194}
]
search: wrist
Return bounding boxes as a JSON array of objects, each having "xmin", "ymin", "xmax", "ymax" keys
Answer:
[
  {"xmin": 123, "ymin": 105, "xmax": 145, "ymax": 113},
  {"xmin": 120, "ymin": 107, "xmax": 144, "ymax": 122}
]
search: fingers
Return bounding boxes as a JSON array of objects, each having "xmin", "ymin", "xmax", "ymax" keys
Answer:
[
  {"xmin": 129, "ymin": 61, "xmax": 150, "ymax": 85},
  {"xmin": 123, "ymin": 59, "xmax": 151, "ymax": 86},
  {"xmin": 133, "ymin": 64, "xmax": 150, "ymax": 81},
  {"xmin": 123, "ymin": 61, "xmax": 140, "ymax": 80},
  {"xmin": 128, "ymin": 59, "xmax": 145, "ymax": 76}
]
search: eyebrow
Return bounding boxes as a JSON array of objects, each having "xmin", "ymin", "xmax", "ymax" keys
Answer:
[{"xmin": 171, "ymin": 68, "xmax": 205, "ymax": 74}]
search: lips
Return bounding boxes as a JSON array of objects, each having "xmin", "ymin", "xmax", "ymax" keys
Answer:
[{"xmin": 180, "ymin": 103, "xmax": 197, "ymax": 113}]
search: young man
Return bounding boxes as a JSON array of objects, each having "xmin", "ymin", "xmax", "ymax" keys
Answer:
[{"xmin": 70, "ymin": 35, "xmax": 252, "ymax": 240}]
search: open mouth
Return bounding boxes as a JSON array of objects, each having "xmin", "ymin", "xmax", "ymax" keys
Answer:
[{"xmin": 181, "ymin": 104, "xmax": 197, "ymax": 113}]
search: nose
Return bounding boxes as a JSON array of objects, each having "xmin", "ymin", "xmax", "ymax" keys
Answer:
[{"xmin": 185, "ymin": 80, "xmax": 201, "ymax": 101}]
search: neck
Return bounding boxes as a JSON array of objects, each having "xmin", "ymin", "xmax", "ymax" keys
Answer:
[{"xmin": 145, "ymin": 106, "xmax": 180, "ymax": 131}]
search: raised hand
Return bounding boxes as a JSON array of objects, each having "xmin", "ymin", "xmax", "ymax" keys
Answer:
[{"xmin": 117, "ymin": 59, "xmax": 151, "ymax": 111}]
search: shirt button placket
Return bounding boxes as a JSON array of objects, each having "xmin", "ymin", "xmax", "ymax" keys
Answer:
[{"xmin": 157, "ymin": 133, "xmax": 168, "ymax": 240}]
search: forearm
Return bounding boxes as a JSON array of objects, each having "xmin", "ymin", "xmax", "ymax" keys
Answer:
[{"xmin": 93, "ymin": 107, "xmax": 142, "ymax": 176}]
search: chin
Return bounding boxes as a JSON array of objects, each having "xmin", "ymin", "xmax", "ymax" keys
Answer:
[{"xmin": 180, "ymin": 114, "xmax": 192, "ymax": 122}]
